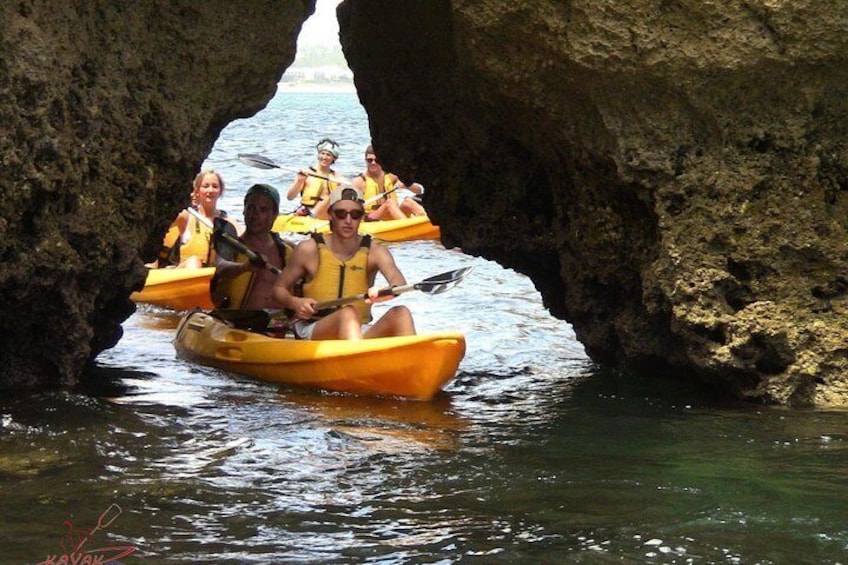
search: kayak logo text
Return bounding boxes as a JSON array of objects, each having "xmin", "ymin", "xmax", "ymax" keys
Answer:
[{"xmin": 35, "ymin": 503, "xmax": 139, "ymax": 565}]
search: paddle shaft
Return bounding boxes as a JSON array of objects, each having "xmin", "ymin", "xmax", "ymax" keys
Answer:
[
  {"xmin": 238, "ymin": 153, "xmax": 340, "ymax": 183},
  {"xmin": 265, "ymin": 266, "xmax": 472, "ymax": 325},
  {"xmin": 185, "ymin": 207, "xmax": 281, "ymax": 275},
  {"xmin": 310, "ymin": 267, "xmax": 473, "ymax": 310},
  {"xmin": 313, "ymin": 283, "xmax": 414, "ymax": 310}
]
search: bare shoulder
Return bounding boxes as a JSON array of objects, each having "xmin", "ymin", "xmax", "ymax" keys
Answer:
[
  {"xmin": 295, "ymin": 237, "xmax": 318, "ymax": 253},
  {"xmin": 368, "ymin": 239, "xmax": 396, "ymax": 265}
]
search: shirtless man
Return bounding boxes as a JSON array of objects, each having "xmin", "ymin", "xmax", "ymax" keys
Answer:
[{"xmin": 212, "ymin": 184, "xmax": 292, "ymax": 310}]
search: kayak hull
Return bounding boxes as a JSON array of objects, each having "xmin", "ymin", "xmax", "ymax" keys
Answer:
[
  {"xmin": 173, "ymin": 311, "xmax": 465, "ymax": 400},
  {"xmin": 273, "ymin": 214, "xmax": 441, "ymax": 242},
  {"xmin": 131, "ymin": 267, "xmax": 215, "ymax": 311}
]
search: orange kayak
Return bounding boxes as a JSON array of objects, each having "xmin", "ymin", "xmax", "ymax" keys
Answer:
[
  {"xmin": 173, "ymin": 310, "xmax": 465, "ymax": 400},
  {"xmin": 131, "ymin": 267, "xmax": 215, "ymax": 311}
]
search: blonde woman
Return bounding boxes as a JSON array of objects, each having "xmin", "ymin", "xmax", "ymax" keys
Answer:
[{"xmin": 148, "ymin": 170, "xmax": 241, "ymax": 269}]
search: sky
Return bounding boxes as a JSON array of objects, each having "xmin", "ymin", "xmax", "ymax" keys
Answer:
[{"xmin": 298, "ymin": 0, "xmax": 343, "ymax": 47}]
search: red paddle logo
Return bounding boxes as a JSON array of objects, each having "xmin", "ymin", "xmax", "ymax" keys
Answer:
[{"xmin": 35, "ymin": 503, "xmax": 139, "ymax": 565}]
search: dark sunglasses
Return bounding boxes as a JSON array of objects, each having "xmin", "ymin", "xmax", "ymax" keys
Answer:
[
  {"xmin": 332, "ymin": 208, "xmax": 365, "ymax": 220},
  {"xmin": 365, "ymin": 157, "xmax": 378, "ymax": 163}
]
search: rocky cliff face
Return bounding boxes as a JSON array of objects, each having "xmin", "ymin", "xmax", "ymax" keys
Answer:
[
  {"xmin": 0, "ymin": 1, "xmax": 307, "ymax": 388},
  {"xmin": 340, "ymin": 0, "xmax": 848, "ymax": 405},
  {"xmin": 4, "ymin": 0, "xmax": 848, "ymax": 406}
]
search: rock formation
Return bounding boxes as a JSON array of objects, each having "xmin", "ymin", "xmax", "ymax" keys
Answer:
[
  {"xmin": 0, "ymin": 1, "xmax": 307, "ymax": 388},
  {"xmin": 340, "ymin": 1, "xmax": 848, "ymax": 405},
  {"xmin": 4, "ymin": 0, "xmax": 848, "ymax": 406}
]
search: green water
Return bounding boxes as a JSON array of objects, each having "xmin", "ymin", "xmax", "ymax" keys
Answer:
[{"xmin": 3, "ymin": 344, "xmax": 848, "ymax": 563}]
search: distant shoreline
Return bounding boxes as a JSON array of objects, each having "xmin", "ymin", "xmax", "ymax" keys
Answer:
[{"xmin": 276, "ymin": 81, "xmax": 356, "ymax": 94}]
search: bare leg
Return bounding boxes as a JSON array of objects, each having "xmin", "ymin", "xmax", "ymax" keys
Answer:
[
  {"xmin": 180, "ymin": 255, "xmax": 205, "ymax": 269},
  {"xmin": 369, "ymin": 200, "xmax": 406, "ymax": 220},
  {"xmin": 310, "ymin": 305, "xmax": 364, "ymax": 340},
  {"xmin": 312, "ymin": 198, "xmax": 330, "ymax": 220},
  {"xmin": 400, "ymin": 198, "xmax": 426, "ymax": 217},
  {"xmin": 364, "ymin": 306, "xmax": 416, "ymax": 338}
]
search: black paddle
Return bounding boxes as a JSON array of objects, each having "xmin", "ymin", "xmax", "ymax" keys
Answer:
[
  {"xmin": 186, "ymin": 207, "xmax": 281, "ymax": 275},
  {"xmin": 238, "ymin": 153, "xmax": 336, "ymax": 182}
]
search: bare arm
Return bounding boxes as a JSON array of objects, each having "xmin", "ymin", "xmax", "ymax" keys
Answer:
[
  {"xmin": 370, "ymin": 243, "xmax": 407, "ymax": 287},
  {"xmin": 396, "ymin": 177, "xmax": 424, "ymax": 194},
  {"xmin": 287, "ymin": 171, "xmax": 308, "ymax": 200},
  {"xmin": 272, "ymin": 240, "xmax": 318, "ymax": 317}
]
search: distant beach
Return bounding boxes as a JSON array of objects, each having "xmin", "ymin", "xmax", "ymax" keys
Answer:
[{"xmin": 277, "ymin": 81, "xmax": 356, "ymax": 94}]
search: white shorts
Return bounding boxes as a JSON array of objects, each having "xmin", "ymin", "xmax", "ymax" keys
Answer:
[{"xmin": 292, "ymin": 319, "xmax": 372, "ymax": 340}]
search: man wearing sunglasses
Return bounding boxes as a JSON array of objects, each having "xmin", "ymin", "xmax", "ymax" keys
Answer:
[
  {"xmin": 351, "ymin": 145, "xmax": 426, "ymax": 221},
  {"xmin": 272, "ymin": 187, "xmax": 416, "ymax": 340}
]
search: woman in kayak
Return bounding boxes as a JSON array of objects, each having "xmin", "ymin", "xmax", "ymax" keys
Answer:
[
  {"xmin": 148, "ymin": 170, "xmax": 241, "ymax": 269},
  {"xmin": 351, "ymin": 145, "xmax": 426, "ymax": 221},
  {"xmin": 272, "ymin": 187, "xmax": 416, "ymax": 340},
  {"xmin": 212, "ymin": 183, "xmax": 293, "ymax": 310},
  {"xmin": 286, "ymin": 138, "xmax": 350, "ymax": 220}
]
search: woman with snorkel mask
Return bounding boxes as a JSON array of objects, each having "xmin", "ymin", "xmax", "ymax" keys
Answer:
[{"xmin": 286, "ymin": 138, "xmax": 351, "ymax": 220}]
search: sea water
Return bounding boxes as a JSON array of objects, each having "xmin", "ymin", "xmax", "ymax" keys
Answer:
[{"xmin": 2, "ymin": 88, "xmax": 848, "ymax": 564}]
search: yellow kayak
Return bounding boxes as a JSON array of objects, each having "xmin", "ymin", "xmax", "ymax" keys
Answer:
[
  {"xmin": 131, "ymin": 267, "xmax": 215, "ymax": 311},
  {"xmin": 173, "ymin": 310, "xmax": 466, "ymax": 400},
  {"xmin": 272, "ymin": 214, "xmax": 441, "ymax": 242}
]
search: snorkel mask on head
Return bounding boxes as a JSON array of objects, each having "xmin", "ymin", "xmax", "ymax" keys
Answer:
[{"xmin": 316, "ymin": 138, "xmax": 340, "ymax": 159}]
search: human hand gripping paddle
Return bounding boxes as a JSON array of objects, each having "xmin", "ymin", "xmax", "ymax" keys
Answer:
[{"xmin": 185, "ymin": 207, "xmax": 281, "ymax": 275}]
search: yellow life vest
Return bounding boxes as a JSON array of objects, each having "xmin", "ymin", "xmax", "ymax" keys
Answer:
[
  {"xmin": 300, "ymin": 167, "xmax": 341, "ymax": 208},
  {"xmin": 302, "ymin": 234, "xmax": 373, "ymax": 322},
  {"xmin": 360, "ymin": 173, "xmax": 399, "ymax": 212},
  {"xmin": 211, "ymin": 233, "xmax": 292, "ymax": 309},
  {"xmin": 158, "ymin": 209, "xmax": 225, "ymax": 267}
]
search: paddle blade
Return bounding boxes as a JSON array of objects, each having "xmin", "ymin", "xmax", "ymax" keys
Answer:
[
  {"xmin": 211, "ymin": 217, "xmax": 240, "ymax": 259},
  {"xmin": 413, "ymin": 266, "xmax": 474, "ymax": 295},
  {"xmin": 238, "ymin": 153, "xmax": 280, "ymax": 170}
]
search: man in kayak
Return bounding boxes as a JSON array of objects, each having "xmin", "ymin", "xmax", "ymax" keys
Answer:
[
  {"xmin": 272, "ymin": 186, "xmax": 417, "ymax": 340},
  {"xmin": 211, "ymin": 183, "xmax": 293, "ymax": 310},
  {"xmin": 286, "ymin": 138, "xmax": 350, "ymax": 220},
  {"xmin": 351, "ymin": 145, "xmax": 426, "ymax": 221}
]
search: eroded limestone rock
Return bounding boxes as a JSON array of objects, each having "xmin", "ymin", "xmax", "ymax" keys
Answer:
[
  {"xmin": 340, "ymin": 0, "xmax": 848, "ymax": 405},
  {"xmin": 0, "ymin": 1, "xmax": 307, "ymax": 388}
]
